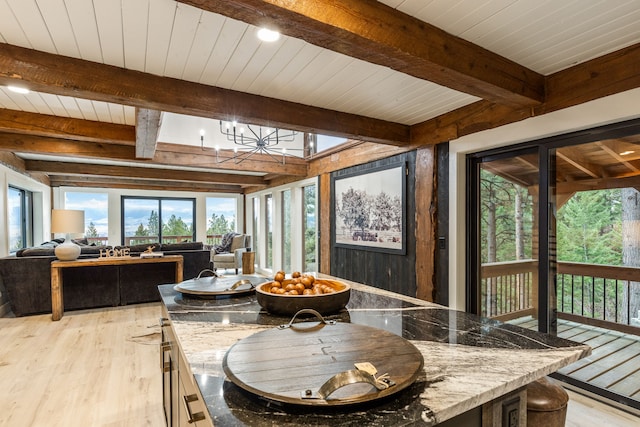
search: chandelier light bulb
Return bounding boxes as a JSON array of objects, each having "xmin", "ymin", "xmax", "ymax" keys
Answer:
[
  {"xmin": 200, "ymin": 129, "xmax": 205, "ymax": 136},
  {"xmin": 215, "ymin": 145, "xmax": 220, "ymax": 151},
  {"xmin": 239, "ymin": 127, "xmax": 245, "ymax": 134},
  {"xmin": 232, "ymin": 120, "xmax": 237, "ymax": 127}
]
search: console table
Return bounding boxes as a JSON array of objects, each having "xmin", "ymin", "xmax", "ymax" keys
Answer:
[{"xmin": 51, "ymin": 255, "xmax": 183, "ymax": 321}]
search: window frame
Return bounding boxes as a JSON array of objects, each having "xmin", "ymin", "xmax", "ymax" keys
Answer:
[{"xmin": 120, "ymin": 196, "xmax": 196, "ymax": 245}]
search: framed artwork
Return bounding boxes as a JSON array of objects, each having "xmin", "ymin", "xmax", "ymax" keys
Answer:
[{"xmin": 332, "ymin": 162, "xmax": 406, "ymax": 254}]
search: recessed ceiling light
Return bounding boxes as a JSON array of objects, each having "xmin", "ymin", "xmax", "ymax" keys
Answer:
[
  {"xmin": 257, "ymin": 28, "xmax": 280, "ymax": 42},
  {"xmin": 620, "ymin": 150, "xmax": 635, "ymax": 156},
  {"xmin": 7, "ymin": 85, "xmax": 30, "ymax": 94}
]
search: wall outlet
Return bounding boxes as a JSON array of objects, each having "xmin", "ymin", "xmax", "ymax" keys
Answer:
[{"xmin": 502, "ymin": 397, "xmax": 520, "ymax": 427}]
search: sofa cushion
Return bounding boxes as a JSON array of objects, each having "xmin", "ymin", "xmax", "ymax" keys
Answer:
[{"xmin": 161, "ymin": 242, "xmax": 203, "ymax": 251}]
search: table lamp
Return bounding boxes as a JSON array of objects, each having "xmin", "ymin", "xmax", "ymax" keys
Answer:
[{"xmin": 51, "ymin": 209, "xmax": 85, "ymax": 261}]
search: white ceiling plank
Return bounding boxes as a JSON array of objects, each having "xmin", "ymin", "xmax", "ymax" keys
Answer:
[
  {"xmin": 57, "ymin": 96, "xmax": 86, "ymax": 120},
  {"xmin": 8, "ymin": 0, "xmax": 59, "ymax": 55},
  {"xmin": 245, "ymin": 37, "xmax": 308, "ymax": 95},
  {"xmin": 180, "ymin": 11, "xmax": 226, "ymax": 83},
  {"xmin": 122, "ymin": 0, "xmax": 150, "ymax": 72},
  {"xmin": 145, "ymin": 0, "xmax": 176, "ymax": 75},
  {"xmin": 258, "ymin": 43, "xmax": 323, "ymax": 101},
  {"xmin": 74, "ymin": 98, "xmax": 99, "ymax": 122},
  {"xmin": 0, "ymin": 91, "xmax": 24, "ymax": 110},
  {"xmin": 93, "ymin": 0, "xmax": 125, "ymax": 67},
  {"xmin": 163, "ymin": 3, "xmax": 203, "ymax": 79},
  {"xmin": 217, "ymin": 30, "xmax": 272, "ymax": 90},
  {"xmin": 107, "ymin": 104, "xmax": 126, "ymax": 125},
  {"xmin": 25, "ymin": 93, "xmax": 56, "ymax": 116},
  {"xmin": 230, "ymin": 34, "xmax": 292, "ymax": 92},
  {"xmin": 0, "ymin": 0, "xmax": 30, "ymax": 47},
  {"xmin": 39, "ymin": 93, "xmax": 72, "ymax": 117},
  {"xmin": 91, "ymin": 101, "xmax": 115, "ymax": 123},
  {"xmin": 200, "ymin": 18, "xmax": 248, "ymax": 87},
  {"xmin": 64, "ymin": 0, "xmax": 103, "ymax": 63},
  {"xmin": 35, "ymin": 0, "xmax": 81, "ymax": 57}
]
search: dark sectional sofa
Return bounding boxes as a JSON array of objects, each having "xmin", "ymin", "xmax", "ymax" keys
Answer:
[{"xmin": 0, "ymin": 241, "xmax": 211, "ymax": 316}]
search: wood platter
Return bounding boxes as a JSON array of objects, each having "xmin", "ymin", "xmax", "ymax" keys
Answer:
[
  {"xmin": 174, "ymin": 274, "xmax": 268, "ymax": 298},
  {"xmin": 223, "ymin": 313, "xmax": 424, "ymax": 406}
]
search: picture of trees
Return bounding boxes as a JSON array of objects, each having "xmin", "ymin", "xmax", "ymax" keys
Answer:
[{"xmin": 334, "ymin": 164, "xmax": 404, "ymax": 253}]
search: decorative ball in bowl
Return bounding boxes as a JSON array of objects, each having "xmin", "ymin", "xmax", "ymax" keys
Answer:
[{"xmin": 255, "ymin": 272, "xmax": 350, "ymax": 316}]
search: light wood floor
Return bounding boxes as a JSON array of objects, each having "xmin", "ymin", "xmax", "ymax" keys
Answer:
[
  {"xmin": 1, "ymin": 304, "xmax": 638, "ymax": 427},
  {"xmin": 0, "ymin": 303, "xmax": 165, "ymax": 427}
]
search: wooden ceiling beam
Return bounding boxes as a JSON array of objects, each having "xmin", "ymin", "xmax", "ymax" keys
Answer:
[
  {"xmin": 595, "ymin": 141, "xmax": 640, "ymax": 174},
  {"xmin": 410, "ymin": 43, "xmax": 640, "ymax": 146},
  {"xmin": 0, "ymin": 43, "xmax": 409, "ymax": 146},
  {"xmin": 178, "ymin": 0, "xmax": 544, "ymax": 108},
  {"xmin": 0, "ymin": 132, "xmax": 307, "ymax": 176},
  {"xmin": 542, "ymin": 43, "xmax": 640, "ymax": 114},
  {"xmin": 556, "ymin": 147, "xmax": 603, "ymax": 179},
  {"xmin": 0, "ymin": 108, "xmax": 134, "ymax": 143},
  {"xmin": 24, "ymin": 160, "xmax": 267, "ymax": 187},
  {"xmin": 48, "ymin": 175, "xmax": 242, "ymax": 193},
  {"xmin": 558, "ymin": 173, "xmax": 640, "ymax": 194},
  {"xmin": 135, "ymin": 109, "xmax": 162, "ymax": 159}
]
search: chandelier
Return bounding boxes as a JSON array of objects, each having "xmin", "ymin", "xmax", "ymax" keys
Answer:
[{"xmin": 200, "ymin": 120, "xmax": 301, "ymax": 164}]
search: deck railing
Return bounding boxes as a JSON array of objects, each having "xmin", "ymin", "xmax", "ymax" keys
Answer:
[
  {"xmin": 481, "ymin": 259, "xmax": 537, "ymax": 321},
  {"xmin": 86, "ymin": 234, "xmax": 224, "ymax": 247},
  {"xmin": 557, "ymin": 262, "xmax": 640, "ymax": 328},
  {"xmin": 482, "ymin": 259, "xmax": 640, "ymax": 332}
]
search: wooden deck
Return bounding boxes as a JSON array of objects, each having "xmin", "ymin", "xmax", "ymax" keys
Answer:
[{"xmin": 509, "ymin": 316, "xmax": 640, "ymax": 407}]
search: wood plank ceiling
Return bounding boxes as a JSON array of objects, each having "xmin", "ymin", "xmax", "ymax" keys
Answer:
[{"xmin": 0, "ymin": 0, "xmax": 639, "ymax": 192}]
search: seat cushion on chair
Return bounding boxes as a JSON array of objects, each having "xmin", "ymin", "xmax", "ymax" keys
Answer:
[{"xmin": 213, "ymin": 253, "xmax": 234, "ymax": 263}]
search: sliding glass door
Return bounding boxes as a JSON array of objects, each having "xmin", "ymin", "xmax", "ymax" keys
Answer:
[{"xmin": 468, "ymin": 147, "xmax": 557, "ymax": 334}]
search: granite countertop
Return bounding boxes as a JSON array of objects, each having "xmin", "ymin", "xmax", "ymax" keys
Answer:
[{"xmin": 159, "ymin": 274, "xmax": 590, "ymax": 426}]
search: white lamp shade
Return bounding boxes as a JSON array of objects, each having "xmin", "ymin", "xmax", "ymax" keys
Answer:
[{"xmin": 51, "ymin": 209, "xmax": 85, "ymax": 234}]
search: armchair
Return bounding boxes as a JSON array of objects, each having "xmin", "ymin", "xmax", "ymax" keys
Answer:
[{"xmin": 211, "ymin": 234, "xmax": 251, "ymax": 273}]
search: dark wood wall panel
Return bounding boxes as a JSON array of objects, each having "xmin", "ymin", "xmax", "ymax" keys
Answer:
[{"xmin": 330, "ymin": 152, "xmax": 417, "ymax": 297}]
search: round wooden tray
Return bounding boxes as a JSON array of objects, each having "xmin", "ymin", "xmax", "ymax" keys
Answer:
[
  {"xmin": 174, "ymin": 272, "xmax": 268, "ymax": 298},
  {"xmin": 223, "ymin": 310, "xmax": 424, "ymax": 406}
]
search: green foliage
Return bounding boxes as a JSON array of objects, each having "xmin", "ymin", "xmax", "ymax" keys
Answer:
[
  {"xmin": 207, "ymin": 213, "xmax": 234, "ymax": 235},
  {"xmin": 163, "ymin": 214, "xmax": 191, "ymax": 236},
  {"xmin": 480, "ymin": 170, "xmax": 533, "ymax": 263},
  {"xmin": 557, "ymin": 189, "xmax": 622, "ymax": 265},
  {"xmin": 304, "ymin": 185, "xmax": 316, "ymax": 270},
  {"xmin": 147, "ymin": 210, "xmax": 159, "ymax": 237},
  {"xmin": 134, "ymin": 223, "xmax": 148, "ymax": 236},
  {"xmin": 86, "ymin": 221, "xmax": 99, "ymax": 237}
]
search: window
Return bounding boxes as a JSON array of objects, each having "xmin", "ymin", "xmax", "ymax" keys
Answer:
[
  {"xmin": 8, "ymin": 186, "xmax": 33, "ymax": 252},
  {"xmin": 248, "ymin": 177, "xmax": 316, "ymax": 273},
  {"xmin": 64, "ymin": 192, "xmax": 108, "ymax": 245},
  {"xmin": 265, "ymin": 194, "xmax": 273, "ymax": 270},
  {"xmin": 205, "ymin": 197, "xmax": 237, "ymax": 245},
  {"xmin": 253, "ymin": 197, "xmax": 260, "ymax": 261},
  {"xmin": 282, "ymin": 190, "xmax": 292, "ymax": 272},
  {"xmin": 303, "ymin": 184, "xmax": 317, "ymax": 272},
  {"xmin": 122, "ymin": 197, "xmax": 195, "ymax": 245}
]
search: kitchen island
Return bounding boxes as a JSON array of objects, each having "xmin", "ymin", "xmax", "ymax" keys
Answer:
[{"xmin": 159, "ymin": 275, "xmax": 590, "ymax": 426}]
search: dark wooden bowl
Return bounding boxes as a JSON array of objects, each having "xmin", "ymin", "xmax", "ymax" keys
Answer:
[{"xmin": 255, "ymin": 278, "xmax": 351, "ymax": 315}]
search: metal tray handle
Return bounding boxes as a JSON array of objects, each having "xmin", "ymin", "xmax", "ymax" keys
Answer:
[
  {"xmin": 302, "ymin": 369, "xmax": 395, "ymax": 400},
  {"xmin": 278, "ymin": 308, "xmax": 336, "ymax": 330}
]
